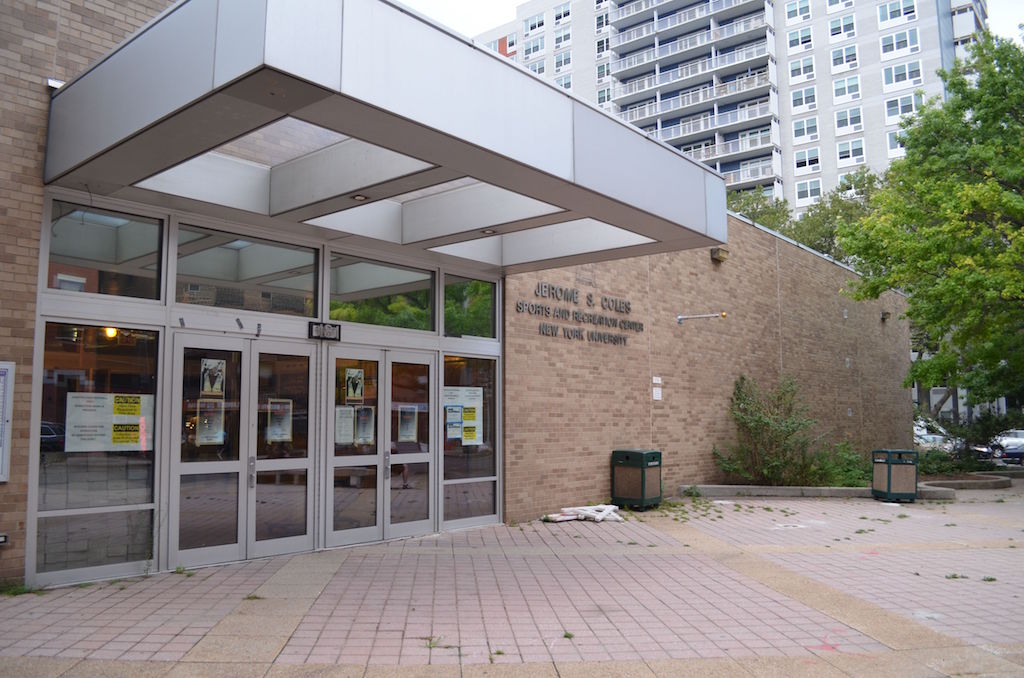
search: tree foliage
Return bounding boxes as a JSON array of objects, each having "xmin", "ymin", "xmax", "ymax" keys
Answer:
[
  {"xmin": 780, "ymin": 169, "xmax": 879, "ymax": 262},
  {"xmin": 838, "ymin": 34, "xmax": 1024, "ymax": 404},
  {"xmin": 727, "ymin": 190, "xmax": 791, "ymax": 232}
]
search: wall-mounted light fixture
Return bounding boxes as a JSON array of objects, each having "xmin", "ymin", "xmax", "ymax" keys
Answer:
[
  {"xmin": 677, "ymin": 311, "xmax": 727, "ymax": 324},
  {"xmin": 881, "ymin": 311, "xmax": 891, "ymax": 322},
  {"xmin": 710, "ymin": 246, "xmax": 729, "ymax": 263},
  {"xmin": 351, "ymin": 194, "xmax": 368, "ymax": 202}
]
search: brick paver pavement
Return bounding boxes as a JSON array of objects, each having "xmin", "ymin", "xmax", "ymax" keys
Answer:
[{"xmin": 0, "ymin": 480, "xmax": 1021, "ymax": 676}]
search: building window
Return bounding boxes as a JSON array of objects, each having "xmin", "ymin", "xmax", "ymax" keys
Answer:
[
  {"xmin": 554, "ymin": 26, "xmax": 571, "ymax": 48},
  {"xmin": 598, "ymin": 87, "xmax": 611, "ymax": 104},
  {"xmin": 833, "ymin": 74, "xmax": 860, "ymax": 103},
  {"xmin": 555, "ymin": 50, "xmax": 572, "ymax": 70},
  {"xmin": 329, "ymin": 254, "xmax": 434, "ymax": 331},
  {"xmin": 597, "ymin": 37, "xmax": 609, "ymax": 55},
  {"xmin": 837, "ymin": 137, "xmax": 865, "ymax": 166},
  {"xmin": 795, "ymin": 147, "xmax": 821, "ymax": 173},
  {"xmin": 48, "ymin": 201, "xmax": 162, "ymax": 300},
  {"xmin": 885, "ymin": 92, "xmax": 923, "ymax": 123},
  {"xmin": 879, "ymin": 0, "xmax": 916, "ymax": 25},
  {"xmin": 826, "ymin": 0, "xmax": 848, "ymax": 12},
  {"xmin": 786, "ymin": 0, "xmax": 810, "ymax": 22},
  {"xmin": 528, "ymin": 60, "xmax": 545, "ymax": 75},
  {"xmin": 835, "ymin": 106, "xmax": 863, "ymax": 133},
  {"xmin": 597, "ymin": 62, "xmax": 610, "ymax": 80},
  {"xmin": 796, "ymin": 178, "xmax": 822, "ymax": 205},
  {"xmin": 524, "ymin": 13, "xmax": 544, "ymax": 33},
  {"xmin": 523, "ymin": 36, "xmax": 544, "ymax": 57},
  {"xmin": 887, "ymin": 130, "xmax": 906, "ymax": 157},
  {"xmin": 506, "ymin": 33, "xmax": 516, "ymax": 49},
  {"xmin": 442, "ymin": 356, "xmax": 498, "ymax": 522},
  {"xmin": 37, "ymin": 323, "xmax": 159, "ymax": 572},
  {"xmin": 789, "ymin": 56, "xmax": 815, "ymax": 82},
  {"xmin": 555, "ymin": 74, "xmax": 572, "ymax": 89},
  {"xmin": 883, "ymin": 60, "xmax": 922, "ymax": 90},
  {"xmin": 444, "ymin": 275, "xmax": 496, "ymax": 338},
  {"xmin": 596, "ymin": 13, "xmax": 609, "ymax": 30},
  {"xmin": 554, "ymin": 2, "xmax": 571, "ymax": 23},
  {"xmin": 880, "ymin": 28, "xmax": 919, "ymax": 60},
  {"xmin": 793, "ymin": 116, "xmax": 819, "ymax": 140},
  {"xmin": 788, "ymin": 27, "xmax": 813, "ymax": 51},
  {"xmin": 792, "ymin": 85, "xmax": 817, "ymax": 111},
  {"xmin": 831, "ymin": 45, "xmax": 858, "ymax": 72},
  {"xmin": 177, "ymin": 224, "xmax": 318, "ymax": 317},
  {"xmin": 829, "ymin": 14, "xmax": 855, "ymax": 41}
]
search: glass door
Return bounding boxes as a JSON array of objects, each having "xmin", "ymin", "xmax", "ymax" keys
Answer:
[
  {"xmin": 326, "ymin": 347, "xmax": 435, "ymax": 546},
  {"xmin": 171, "ymin": 334, "xmax": 315, "ymax": 568},
  {"xmin": 247, "ymin": 340, "xmax": 316, "ymax": 558}
]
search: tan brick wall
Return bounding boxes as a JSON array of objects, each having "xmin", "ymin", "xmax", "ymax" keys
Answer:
[
  {"xmin": 0, "ymin": 0, "xmax": 175, "ymax": 583},
  {"xmin": 503, "ymin": 215, "xmax": 912, "ymax": 523}
]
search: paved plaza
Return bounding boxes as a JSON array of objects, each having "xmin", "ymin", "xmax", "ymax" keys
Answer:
[{"xmin": 1, "ymin": 482, "xmax": 1022, "ymax": 677}]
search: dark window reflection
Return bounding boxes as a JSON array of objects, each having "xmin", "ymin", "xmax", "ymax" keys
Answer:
[
  {"xmin": 39, "ymin": 324, "xmax": 158, "ymax": 512},
  {"xmin": 180, "ymin": 349, "xmax": 241, "ymax": 463},
  {"xmin": 333, "ymin": 466, "xmax": 377, "ymax": 531},
  {"xmin": 255, "ymin": 471, "xmax": 307, "ymax": 541},
  {"xmin": 444, "ymin": 275, "xmax": 496, "ymax": 338},
  {"xmin": 179, "ymin": 473, "xmax": 238, "ymax": 550},
  {"xmin": 444, "ymin": 481, "xmax": 496, "ymax": 521}
]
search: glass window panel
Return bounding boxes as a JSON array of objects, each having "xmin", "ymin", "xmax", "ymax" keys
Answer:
[
  {"xmin": 179, "ymin": 473, "xmax": 238, "ymax": 549},
  {"xmin": 333, "ymin": 466, "xmax": 377, "ymax": 530},
  {"xmin": 390, "ymin": 462, "xmax": 429, "ymax": 524},
  {"xmin": 39, "ymin": 323, "xmax": 158, "ymax": 511},
  {"xmin": 37, "ymin": 510, "xmax": 152, "ymax": 573},
  {"xmin": 443, "ymin": 356, "xmax": 497, "ymax": 480},
  {"xmin": 48, "ymin": 201, "xmax": 161, "ymax": 299},
  {"xmin": 181, "ymin": 349, "xmax": 241, "ymax": 463},
  {"xmin": 444, "ymin": 276, "xmax": 496, "ymax": 338},
  {"xmin": 257, "ymin": 354, "xmax": 309, "ymax": 460},
  {"xmin": 334, "ymin": 358, "xmax": 379, "ymax": 456},
  {"xmin": 444, "ymin": 481, "xmax": 496, "ymax": 521},
  {"xmin": 391, "ymin": 362, "xmax": 430, "ymax": 453},
  {"xmin": 255, "ymin": 470, "xmax": 307, "ymax": 540},
  {"xmin": 176, "ymin": 224, "xmax": 317, "ymax": 317},
  {"xmin": 329, "ymin": 255, "xmax": 434, "ymax": 331}
]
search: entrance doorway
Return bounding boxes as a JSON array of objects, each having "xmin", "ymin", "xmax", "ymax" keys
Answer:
[
  {"xmin": 327, "ymin": 346, "xmax": 435, "ymax": 547},
  {"xmin": 170, "ymin": 334, "xmax": 316, "ymax": 567}
]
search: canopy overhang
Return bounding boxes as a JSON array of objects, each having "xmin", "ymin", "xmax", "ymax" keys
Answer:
[{"xmin": 44, "ymin": 0, "xmax": 727, "ymax": 275}]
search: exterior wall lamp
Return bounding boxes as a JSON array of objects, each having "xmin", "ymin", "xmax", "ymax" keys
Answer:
[{"xmin": 677, "ymin": 312, "xmax": 727, "ymax": 324}]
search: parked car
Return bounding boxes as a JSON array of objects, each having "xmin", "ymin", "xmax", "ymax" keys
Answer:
[
  {"xmin": 39, "ymin": 421, "xmax": 66, "ymax": 452},
  {"xmin": 992, "ymin": 443, "xmax": 1024, "ymax": 465},
  {"xmin": 915, "ymin": 433, "xmax": 953, "ymax": 452},
  {"xmin": 991, "ymin": 429, "xmax": 1024, "ymax": 452}
]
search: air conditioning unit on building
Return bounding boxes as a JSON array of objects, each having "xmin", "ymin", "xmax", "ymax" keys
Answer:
[
  {"xmin": 911, "ymin": 45, "xmax": 920, "ymax": 52},
  {"xmin": 856, "ymin": 156, "xmax": 865, "ymax": 163},
  {"xmin": 853, "ymin": 123, "xmax": 863, "ymax": 131},
  {"xmin": 852, "ymin": 92, "xmax": 860, "ymax": 99},
  {"xmin": 912, "ymin": 78, "xmax": 922, "ymax": 85},
  {"xmin": 809, "ymin": 133, "xmax": 819, "ymax": 141}
]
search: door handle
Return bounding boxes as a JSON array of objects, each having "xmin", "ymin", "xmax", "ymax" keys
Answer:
[
  {"xmin": 248, "ymin": 456, "xmax": 256, "ymax": 488},
  {"xmin": 384, "ymin": 453, "xmax": 390, "ymax": 479}
]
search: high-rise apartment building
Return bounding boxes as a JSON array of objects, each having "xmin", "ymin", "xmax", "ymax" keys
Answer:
[{"xmin": 478, "ymin": 0, "xmax": 987, "ymax": 210}]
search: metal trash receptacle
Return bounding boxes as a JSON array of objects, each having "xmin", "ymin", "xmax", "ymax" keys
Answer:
[
  {"xmin": 872, "ymin": 449, "xmax": 917, "ymax": 502},
  {"xmin": 611, "ymin": 449, "xmax": 661, "ymax": 509}
]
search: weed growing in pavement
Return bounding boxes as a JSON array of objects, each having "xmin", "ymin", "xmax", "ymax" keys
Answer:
[
  {"xmin": 424, "ymin": 636, "xmax": 443, "ymax": 649},
  {"xmin": 945, "ymin": 523, "xmax": 957, "ymax": 527},
  {"xmin": 983, "ymin": 576, "xmax": 997, "ymax": 582},
  {"xmin": 0, "ymin": 581, "xmax": 42, "ymax": 596},
  {"xmin": 945, "ymin": 573, "xmax": 969, "ymax": 580},
  {"xmin": 244, "ymin": 593, "xmax": 263, "ymax": 600},
  {"xmin": 563, "ymin": 631, "xmax": 574, "ymax": 639},
  {"xmin": 897, "ymin": 514, "xmax": 909, "ymax": 519}
]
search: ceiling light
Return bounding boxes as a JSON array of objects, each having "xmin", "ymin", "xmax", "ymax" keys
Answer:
[
  {"xmin": 481, "ymin": 229, "xmax": 496, "ymax": 235},
  {"xmin": 352, "ymin": 194, "xmax": 368, "ymax": 202}
]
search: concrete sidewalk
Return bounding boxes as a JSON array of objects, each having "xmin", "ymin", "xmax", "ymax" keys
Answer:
[{"xmin": 1, "ymin": 482, "xmax": 1022, "ymax": 677}]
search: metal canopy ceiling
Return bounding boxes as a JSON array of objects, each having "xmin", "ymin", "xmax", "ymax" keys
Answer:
[{"xmin": 44, "ymin": 0, "xmax": 726, "ymax": 275}]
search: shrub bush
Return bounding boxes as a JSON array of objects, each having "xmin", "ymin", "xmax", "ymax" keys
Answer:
[{"xmin": 713, "ymin": 375, "xmax": 871, "ymax": 486}]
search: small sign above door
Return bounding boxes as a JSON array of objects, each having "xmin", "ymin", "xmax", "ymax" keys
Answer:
[{"xmin": 308, "ymin": 322, "xmax": 342, "ymax": 341}]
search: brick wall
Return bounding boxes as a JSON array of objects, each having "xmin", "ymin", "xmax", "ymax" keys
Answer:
[
  {"xmin": 0, "ymin": 0, "xmax": 175, "ymax": 582},
  {"xmin": 503, "ymin": 215, "xmax": 912, "ymax": 523}
]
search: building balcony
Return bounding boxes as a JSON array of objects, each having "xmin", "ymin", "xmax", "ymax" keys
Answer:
[
  {"xmin": 612, "ymin": 39, "xmax": 769, "ymax": 106},
  {"xmin": 682, "ymin": 130, "xmax": 775, "ymax": 164},
  {"xmin": 657, "ymin": 99, "xmax": 772, "ymax": 145},
  {"xmin": 618, "ymin": 70, "xmax": 771, "ymax": 127},
  {"xmin": 611, "ymin": 13, "xmax": 767, "ymax": 80},
  {"xmin": 611, "ymin": 0, "xmax": 765, "ymax": 35},
  {"xmin": 721, "ymin": 158, "xmax": 779, "ymax": 188}
]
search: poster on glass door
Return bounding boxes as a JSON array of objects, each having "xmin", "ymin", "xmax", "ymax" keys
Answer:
[
  {"xmin": 266, "ymin": 398, "xmax": 293, "ymax": 442},
  {"xmin": 442, "ymin": 387, "xmax": 483, "ymax": 446},
  {"xmin": 65, "ymin": 393, "xmax": 156, "ymax": 452}
]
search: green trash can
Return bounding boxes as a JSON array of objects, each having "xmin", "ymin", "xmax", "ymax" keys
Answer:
[
  {"xmin": 872, "ymin": 449, "xmax": 918, "ymax": 502},
  {"xmin": 611, "ymin": 449, "xmax": 662, "ymax": 509}
]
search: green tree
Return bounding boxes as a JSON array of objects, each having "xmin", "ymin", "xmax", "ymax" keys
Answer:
[
  {"xmin": 780, "ymin": 169, "xmax": 878, "ymax": 262},
  {"xmin": 727, "ymin": 189, "xmax": 791, "ymax": 232},
  {"xmin": 838, "ymin": 34, "xmax": 1024, "ymax": 404}
]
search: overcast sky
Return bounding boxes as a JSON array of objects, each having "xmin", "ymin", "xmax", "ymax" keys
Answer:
[{"xmin": 398, "ymin": 0, "xmax": 1022, "ymax": 43}]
